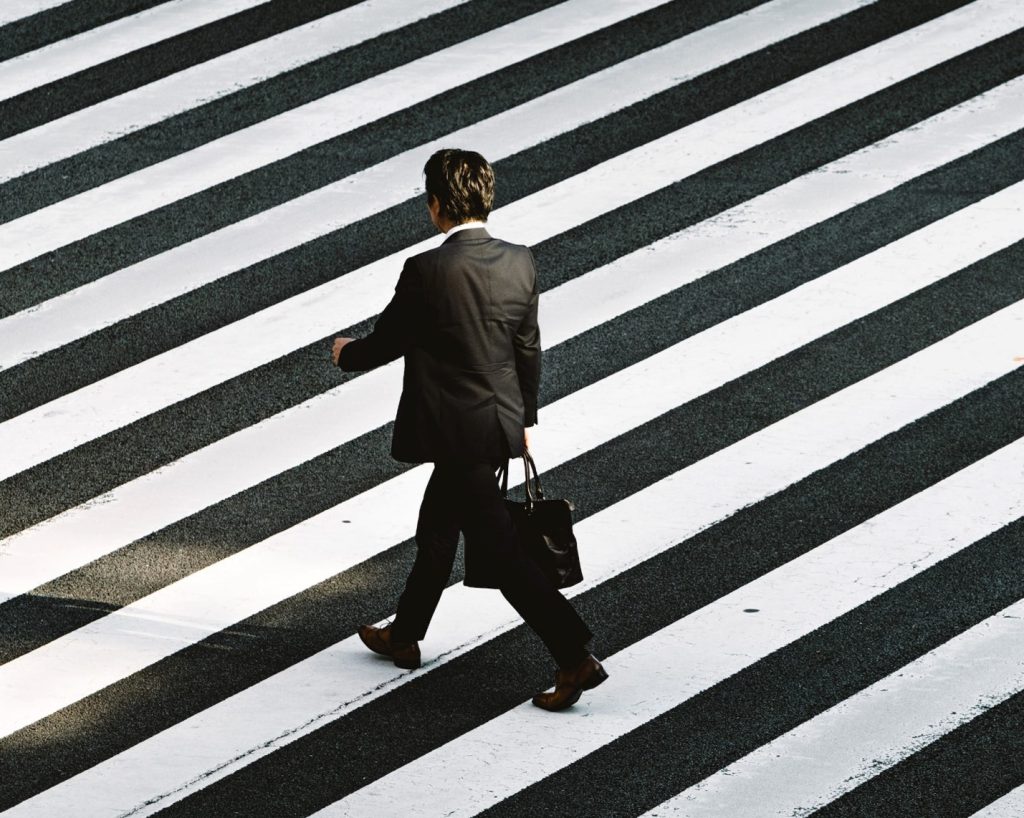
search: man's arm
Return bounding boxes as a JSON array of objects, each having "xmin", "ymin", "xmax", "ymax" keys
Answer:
[
  {"xmin": 335, "ymin": 258, "xmax": 421, "ymax": 372},
  {"xmin": 514, "ymin": 252, "xmax": 541, "ymax": 427}
]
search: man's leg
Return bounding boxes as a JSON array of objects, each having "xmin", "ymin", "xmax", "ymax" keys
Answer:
[
  {"xmin": 459, "ymin": 461, "xmax": 592, "ymax": 670},
  {"xmin": 390, "ymin": 464, "xmax": 461, "ymax": 643}
]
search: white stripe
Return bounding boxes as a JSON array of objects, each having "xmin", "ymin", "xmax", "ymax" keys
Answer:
[
  {"xmin": 326, "ymin": 437, "xmax": 1024, "ymax": 817},
  {"xmin": 1, "ymin": 74, "xmax": 1020, "ymax": 600},
  {"xmin": 0, "ymin": 80, "xmax": 1020, "ymax": 602},
  {"xmin": 0, "ymin": 0, "xmax": 269, "ymax": 102},
  {"xmin": 0, "ymin": 0, "xmax": 473, "ymax": 180},
  {"xmin": 1, "ymin": 220, "xmax": 1022, "ymax": 741},
  {"xmin": 971, "ymin": 785, "xmax": 1024, "ymax": 818},
  {"xmin": 0, "ymin": 0, "xmax": 870, "ymax": 367},
  {"xmin": 0, "ymin": 0, "xmax": 1016, "ymax": 481},
  {"xmin": 0, "ymin": 0, "xmax": 72, "ymax": 27},
  {"xmin": 13, "ymin": 299, "xmax": 1024, "ymax": 818},
  {"xmin": 642, "ymin": 603, "xmax": 1024, "ymax": 817},
  {"xmin": 0, "ymin": 0, "xmax": 668, "ymax": 195}
]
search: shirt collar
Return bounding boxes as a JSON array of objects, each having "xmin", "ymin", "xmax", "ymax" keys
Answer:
[{"xmin": 444, "ymin": 220, "xmax": 487, "ymax": 237}]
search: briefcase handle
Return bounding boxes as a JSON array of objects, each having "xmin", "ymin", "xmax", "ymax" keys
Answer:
[{"xmin": 498, "ymin": 449, "xmax": 545, "ymax": 505}]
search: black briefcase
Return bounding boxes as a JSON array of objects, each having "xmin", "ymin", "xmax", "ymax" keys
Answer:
[{"xmin": 497, "ymin": 451, "xmax": 583, "ymax": 589}]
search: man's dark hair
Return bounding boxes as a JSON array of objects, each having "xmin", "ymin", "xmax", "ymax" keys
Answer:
[{"xmin": 423, "ymin": 149, "xmax": 495, "ymax": 224}]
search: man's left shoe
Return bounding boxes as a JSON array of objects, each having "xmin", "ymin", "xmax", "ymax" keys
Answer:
[{"xmin": 532, "ymin": 654, "xmax": 608, "ymax": 711}]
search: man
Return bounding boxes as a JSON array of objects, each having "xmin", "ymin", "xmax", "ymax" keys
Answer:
[{"xmin": 331, "ymin": 148, "xmax": 607, "ymax": 711}]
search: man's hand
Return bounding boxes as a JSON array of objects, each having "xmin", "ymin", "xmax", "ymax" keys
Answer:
[
  {"xmin": 332, "ymin": 337, "xmax": 354, "ymax": 367},
  {"xmin": 524, "ymin": 428, "xmax": 530, "ymax": 449}
]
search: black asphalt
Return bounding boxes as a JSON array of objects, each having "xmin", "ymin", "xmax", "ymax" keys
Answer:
[
  {"xmin": 0, "ymin": 0, "xmax": 167, "ymax": 62},
  {"xmin": 1, "ymin": 0, "xmax": 1022, "ymax": 814},
  {"xmin": 0, "ymin": 0, "xmax": 756, "ymax": 226},
  {"xmin": 2, "ymin": 0, "xmax": 1017, "ymax": 535},
  {"xmin": 814, "ymin": 688, "xmax": 1024, "ymax": 817},
  {"xmin": 3, "ymin": 249, "xmax": 1023, "ymax": 805},
  {"xmin": 152, "ymin": 372, "xmax": 1024, "ymax": 817},
  {"xmin": 485, "ymin": 516, "xmax": 1024, "ymax": 818},
  {"xmin": 0, "ymin": 0, "xmax": 369, "ymax": 140},
  {"xmin": 0, "ymin": 0, "xmax": 979, "ymax": 342},
  {"xmin": 3, "ymin": 145, "xmax": 1024, "ymax": 662}
]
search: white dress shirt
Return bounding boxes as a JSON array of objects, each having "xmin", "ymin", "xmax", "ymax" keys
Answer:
[{"xmin": 444, "ymin": 220, "xmax": 487, "ymax": 237}]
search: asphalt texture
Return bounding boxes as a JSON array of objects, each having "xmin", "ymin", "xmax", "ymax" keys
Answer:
[
  {"xmin": 1, "ymin": 0, "xmax": 1023, "ymax": 815},
  {"xmin": 3, "ymin": 0, "xmax": 1016, "ymax": 532},
  {"xmin": 0, "ymin": 0, "xmax": 370, "ymax": 140},
  {"xmin": 0, "ymin": 0, "xmax": 170, "ymax": 62}
]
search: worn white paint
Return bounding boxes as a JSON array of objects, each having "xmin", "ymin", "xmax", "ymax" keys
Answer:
[
  {"xmin": 0, "ymin": 0, "xmax": 269, "ymax": 102},
  {"xmin": 11, "ymin": 303, "xmax": 1024, "ymax": 818},
  {"xmin": 0, "ymin": 0, "xmax": 871, "ymax": 366},
  {"xmin": 642, "ymin": 603, "xmax": 1024, "ymax": 817},
  {"xmin": 0, "ymin": 0, "xmax": 473, "ymax": 179},
  {"xmin": 0, "ymin": 0, "xmax": 669, "ymax": 193},
  {"xmin": 970, "ymin": 785, "xmax": 1024, "ymax": 817},
  {"xmin": 316, "ymin": 445, "xmax": 1024, "ymax": 816},
  {"xmin": 0, "ymin": 0, "xmax": 72, "ymax": 27},
  {"xmin": 3, "ymin": 94, "xmax": 1023, "ymax": 602},
  {"xmin": 0, "ymin": 0, "xmax": 1016, "ymax": 482},
  {"xmin": 0, "ymin": 273, "xmax": 1021, "ymax": 743}
]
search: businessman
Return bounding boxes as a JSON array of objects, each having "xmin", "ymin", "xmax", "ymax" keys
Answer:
[{"xmin": 332, "ymin": 149, "xmax": 606, "ymax": 710}]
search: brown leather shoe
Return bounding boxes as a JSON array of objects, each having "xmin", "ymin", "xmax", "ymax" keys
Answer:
[
  {"xmin": 532, "ymin": 654, "xmax": 608, "ymax": 711},
  {"xmin": 358, "ymin": 623, "xmax": 421, "ymax": 670}
]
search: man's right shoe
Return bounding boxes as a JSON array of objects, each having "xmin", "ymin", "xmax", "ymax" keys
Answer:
[
  {"xmin": 358, "ymin": 623, "xmax": 421, "ymax": 670},
  {"xmin": 532, "ymin": 654, "xmax": 608, "ymax": 711}
]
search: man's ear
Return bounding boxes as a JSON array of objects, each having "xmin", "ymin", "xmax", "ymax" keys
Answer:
[{"xmin": 427, "ymin": 194, "xmax": 446, "ymax": 232}]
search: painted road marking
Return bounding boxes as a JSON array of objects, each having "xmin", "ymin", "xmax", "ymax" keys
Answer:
[
  {"xmin": 319, "ymin": 446, "xmax": 1024, "ymax": 816},
  {"xmin": 3, "ymin": 93, "xmax": 1023, "ymax": 600},
  {"xmin": 0, "ymin": 0, "xmax": 474, "ymax": 180},
  {"xmin": 641, "ymin": 602, "xmax": 1024, "ymax": 816},
  {"xmin": 0, "ymin": 0, "xmax": 670, "ymax": 192},
  {"xmin": 0, "ymin": 0, "xmax": 871, "ymax": 366},
  {"xmin": 1, "ymin": 285, "xmax": 1021, "ymax": 741},
  {"xmin": 0, "ymin": 0, "xmax": 1017, "ymax": 481},
  {"xmin": 969, "ymin": 785, "xmax": 1024, "ymax": 818},
  {"xmin": 0, "ymin": 0, "xmax": 269, "ymax": 102},
  {"xmin": 13, "ymin": 338, "xmax": 1024, "ymax": 816}
]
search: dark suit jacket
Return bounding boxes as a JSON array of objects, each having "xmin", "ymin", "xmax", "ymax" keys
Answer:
[{"xmin": 338, "ymin": 227, "xmax": 540, "ymax": 464}]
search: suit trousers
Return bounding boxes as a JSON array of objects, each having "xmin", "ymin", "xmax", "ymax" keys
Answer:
[{"xmin": 390, "ymin": 457, "xmax": 593, "ymax": 669}]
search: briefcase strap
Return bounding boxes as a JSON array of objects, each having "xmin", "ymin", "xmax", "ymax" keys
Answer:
[{"xmin": 497, "ymin": 450, "xmax": 545, "ymax": 504}]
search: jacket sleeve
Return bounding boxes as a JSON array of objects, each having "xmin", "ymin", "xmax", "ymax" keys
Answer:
[
  {"xmin": 338, "ymin": 257, "xmax": 421, "ymax": 372},
  {"xmin": 514, "ymin": 251, "xmax": 542, "ymax": 427}
]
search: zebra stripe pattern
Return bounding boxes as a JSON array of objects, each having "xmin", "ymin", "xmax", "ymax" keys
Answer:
[{"xmin": 1, "ymin": 1, "xmax": 1023, "ymax": 815}]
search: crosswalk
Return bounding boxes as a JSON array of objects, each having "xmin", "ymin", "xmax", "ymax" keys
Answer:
[{"xmin": 1, "ymin": 0, "xmax": 1022, "ymax": 815}]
